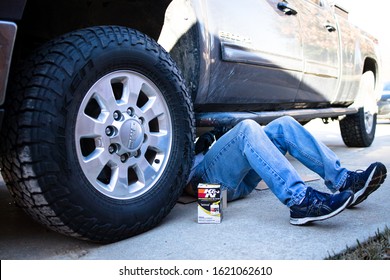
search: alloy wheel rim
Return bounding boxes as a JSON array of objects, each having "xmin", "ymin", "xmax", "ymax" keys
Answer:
[{"xmin": 75, "ymin": 71, "xmax": 172, "ymax": 200}]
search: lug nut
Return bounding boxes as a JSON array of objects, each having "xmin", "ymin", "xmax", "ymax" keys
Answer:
[
  {"xmin": 108, "ymin": 144, "xmax": 116, "ymax": 154},
  {"xmin": 105, "ymin": 126, "xmax": 113, "ymax": 136},
  {"xmin": 120, "ymin": 154, "xmax": 128, "ymax": 162},
  {"xmin": 113, "ymin": 111, "xmax": 121, "ymax": 121}
]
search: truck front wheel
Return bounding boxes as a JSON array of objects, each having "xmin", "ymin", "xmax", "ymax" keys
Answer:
[{"xmin": 0, "ymin": 26, "xmax": 194, "ymax": 243}]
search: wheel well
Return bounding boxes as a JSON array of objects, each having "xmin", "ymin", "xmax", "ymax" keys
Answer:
[
  {"xmin": 363, "ymin": 57, "xmax": 378, "ymax": 86},
  {"xmin": 165, "ymin": 23, "xmax": 200, "ymax": 103},
  {"xmin": 13, "ymin": 0, "xmax": 171, "ymax": 59}
]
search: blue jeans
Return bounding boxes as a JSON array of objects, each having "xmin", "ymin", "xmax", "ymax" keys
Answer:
[{"xmin": 190, "ymin": 116, "xmax": 349, "ymax": 207}]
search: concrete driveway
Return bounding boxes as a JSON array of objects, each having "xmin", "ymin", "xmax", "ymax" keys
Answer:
[{"xmin": 1, "ymin": 119, "xmax": 389, "ymax": 260}]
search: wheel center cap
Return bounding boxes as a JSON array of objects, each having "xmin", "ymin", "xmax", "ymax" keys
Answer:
[{"xmin": 120, "ymin": 119, "xmax": 144, "ymax": 152}]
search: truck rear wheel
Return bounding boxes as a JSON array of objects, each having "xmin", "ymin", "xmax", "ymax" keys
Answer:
[
  {"xmin": 0, "ymin": 26, "xmax": 194, "ymax": 243},
  {"xmin": 339, "ymin": 71, "xmax": 377, "ymax": 147}
]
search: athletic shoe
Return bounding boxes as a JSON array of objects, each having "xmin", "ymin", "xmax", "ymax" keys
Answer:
[
  {"xmin": 290, "ymin": 187, "xmax": 353, "ymax": 225},
  {"xmin": 340, "ymin": 162, "xmax": 387, "ymax": 208}
]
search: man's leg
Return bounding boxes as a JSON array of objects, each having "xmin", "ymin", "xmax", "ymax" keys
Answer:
[
  {"xmin": 264, "ymin": 116, "xmax": 387, "ymax": 206},
  {"xmin": 263, "ymin": 116, "xmax": 348, "ymax": 192}
]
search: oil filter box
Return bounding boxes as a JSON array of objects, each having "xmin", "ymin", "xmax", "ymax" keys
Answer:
[{"xmin": 197, "ymin": 183, "xmax": 225, "ymax": 224}]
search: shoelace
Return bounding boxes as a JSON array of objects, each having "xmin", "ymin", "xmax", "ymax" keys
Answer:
[{"xmin": 306, "ymin": 189, "xmax": 332, "ymax": 215}]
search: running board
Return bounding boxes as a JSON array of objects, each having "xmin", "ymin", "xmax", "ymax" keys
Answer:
[{"xmin": 195, "ymin": 107, "xmax": 358, "ymax": 127}]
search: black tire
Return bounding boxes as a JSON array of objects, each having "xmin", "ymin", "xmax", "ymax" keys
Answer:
[
  {"xmin": 339, "ymin": 71, "xmax": 377, "ymax": 148},
  {"xmin": 0, "ymin": 26, "xmax": 195, "ymax": 243},
  {"xmin": 339, "ymin": 108, "xmax": 376, "ymax": 147}
]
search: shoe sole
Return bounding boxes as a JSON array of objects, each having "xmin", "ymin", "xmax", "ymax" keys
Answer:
[
  {"xmin": 348, "ymin": 163, "xmax": 387, "ymax": 208},
  {"xmin": 290, "ymin": 194, "xmax": 353, "ymax": 225}
]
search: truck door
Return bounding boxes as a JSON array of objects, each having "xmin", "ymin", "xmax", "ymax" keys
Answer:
[
  {"xmin": 199, "ymin": 0, "xmax": 304, "ymax": 110},
  {"xmin": 295, "ymin": 0, "xmax": 340, "ymax": 104}
]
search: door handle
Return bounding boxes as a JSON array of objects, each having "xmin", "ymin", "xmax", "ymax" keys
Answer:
[
  {"xmin": 277, "ymin": 1, "xmax": 298, "ymax": 15},
  {"xmin": 325, "ymin": 24, "xmax": 337, "ymax": 32}
]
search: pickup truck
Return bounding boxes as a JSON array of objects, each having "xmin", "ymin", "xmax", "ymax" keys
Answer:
[{"xmin": 0, "ymin": 0, "xmax": 382, "ymax": 242}]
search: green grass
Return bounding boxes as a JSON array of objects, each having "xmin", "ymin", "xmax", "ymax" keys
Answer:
[{"xmin": 326, "ymin": 226, "xmax": 390, "ymax": 260}]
